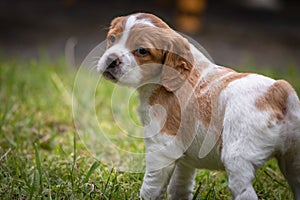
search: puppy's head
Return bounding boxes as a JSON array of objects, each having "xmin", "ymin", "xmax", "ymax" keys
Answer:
[{"xmin": 97, "ymin": 13, "xmax": 194, "ymax": 90}]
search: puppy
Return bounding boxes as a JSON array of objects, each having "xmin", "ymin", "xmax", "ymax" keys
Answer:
[{"xmin": 97, "ymin": 13, "xmax": 300, "ymax": 200}]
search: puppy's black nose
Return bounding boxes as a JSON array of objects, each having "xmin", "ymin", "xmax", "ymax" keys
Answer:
[{"xmin": 106, "ymin": 54, "xmax": 120, "ymax": 69}]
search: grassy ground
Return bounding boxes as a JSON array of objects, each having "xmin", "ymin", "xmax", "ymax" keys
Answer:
[{"xmin": 0, "ymin": 57, "xmax": 298, "ymax": 199}]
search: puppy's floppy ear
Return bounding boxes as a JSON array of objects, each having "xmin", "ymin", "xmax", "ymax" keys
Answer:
[
  {"xmin": 110, "ymin": 16, "xmax": 126, "ymax": 29},
  {"xmin": 161, "ymin": 35, "xmax": 194, "ymax": 92}
]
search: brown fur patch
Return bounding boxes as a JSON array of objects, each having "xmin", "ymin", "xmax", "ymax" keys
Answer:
[
  {"xmin": 149, "ymin": 86, "xmax": 181, "ymax": 136},
  {"xmin": 196, "ymin": 70, "xmax": 249, "ymax": 128},
  {"xmin": 136, "ymin": 13, "xmax": 170, "ymax": 29},
  {"xmin": 187, "ymin": 63, "xmax": 203, "ymax": 88},
  {"xmin": 255, "ymin": 80, "xmax": 295, "ymax": 121},
  {"xmin": 106, "ymin": 16, "xmax": 127, "ymax": 48},
  {"xmin": 161, "ymin": 52, "xmax": 193, "ymax": 91}
]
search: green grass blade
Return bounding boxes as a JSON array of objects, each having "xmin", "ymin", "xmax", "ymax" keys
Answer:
[
  {"xmin": 192, "ymin": 183, "xmax": 202, "ymax": 200},
  {"xmin": 34, "ymin": 143, "xmax": 43, "ymax": 194},
  {"xmin": 70, "ymin": 131, "xmax": 77, "ymax": 193},
  {"xmin": 82, "ymin": 161, "xmax": 100, "ymax": 184}
]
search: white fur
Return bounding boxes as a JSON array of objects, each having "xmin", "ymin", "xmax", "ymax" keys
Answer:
[
  {"xmin": 120, "ymin": 15, "xmax": 137, "ymax": 45},
  {"xmin": 98, "ymin": 14, "xmax": 300, "ymax": 200}
]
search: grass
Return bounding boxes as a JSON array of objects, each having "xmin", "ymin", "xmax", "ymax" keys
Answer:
[{"xmin": 0, "ymin": 56, "xmax": 298, "ymax": 199}]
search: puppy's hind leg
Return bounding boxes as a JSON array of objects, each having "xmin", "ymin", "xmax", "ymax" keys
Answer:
[
  {"xmin": 278, "ymin": 97, "xmax": 300, "ymax": 199},
  {"xmin": 277, "ymin": 150, "xmax": 300, "ymax": 200},
  {"xmin": 221, "ymin": 124, "xmax": 264, "ymax": 199},
  {"xmin": 223, "ymin": 155, "xmax": 258, "ymax": 200},
  {"xmin": 277, "ymin": 129, "xmax": 300, "ymax": 200}
]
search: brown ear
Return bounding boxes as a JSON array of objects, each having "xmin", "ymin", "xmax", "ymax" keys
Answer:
[
  {"xmin": 110, "ymin": 16, "xmax": 125, "ymax": 29},
  {"xmin": 161, "ymin": 36, "xmax": 193, "ymax": 92}
]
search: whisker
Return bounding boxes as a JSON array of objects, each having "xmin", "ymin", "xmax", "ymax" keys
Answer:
[
  {"xmin": 87, "ymin": 57, "xmax": 101, "ymax": 65},
  {"xmin": 92, "ymin": 56, "xmax": 101, "ymax": 59},
  {"xmin": 88, "ymin": 63, "xmax": 98, "ymax": 71},
  {"xmin": 89, "ymin": 66, "xmax": 97, "ymax": 72},
  {"xmin": 88, "ymin": 60, "xmax": 102, "ymax": 73}
]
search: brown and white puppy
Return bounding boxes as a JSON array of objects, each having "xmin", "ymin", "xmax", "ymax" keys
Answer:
[{"xmin": 97, "ymin": 13, "xmax": 300, "ymax": 200}]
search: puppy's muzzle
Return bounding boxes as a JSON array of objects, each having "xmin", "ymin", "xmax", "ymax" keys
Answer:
[{"xmin": 103, "ymin": 54, "xmax": 121, "ymax": 81}]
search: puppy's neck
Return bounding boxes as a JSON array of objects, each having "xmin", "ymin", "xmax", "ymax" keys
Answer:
[
  {"xmin": 185, "ymin": 43, "xmax": 215, "ymax": 90},
  {"xmin": 189, "ymin": 43, "xmax": 213, "ymax": 67}
]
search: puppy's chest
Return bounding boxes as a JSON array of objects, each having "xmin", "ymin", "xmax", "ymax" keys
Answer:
[
  {"xmin": 138, "ymin": 86, "xmax": 184, "ymax": 136},
  {"xmin": 137, "ymin": 101, "xmax": 152, "ymax": 126}
]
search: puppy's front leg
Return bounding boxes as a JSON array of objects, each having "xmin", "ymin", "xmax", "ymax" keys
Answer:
[
  {"xmin": 140, "ymin": 162, "xmax": 175, "ymax": 200},
  {"xmin": 168, "ymin": 156, "xmax": 196, "ymax": 200},
  {"xmin": 140, "ymin": 138, "xmax": 183, "ymax": 200},
  {"xmin": 140, "ymin": 104, "xmax": 182, "ymax": 199}
]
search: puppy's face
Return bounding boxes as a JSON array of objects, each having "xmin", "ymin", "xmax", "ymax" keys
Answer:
[{"xmin": 98, "ymin": 13, "xmax": 194, "ymax": 90}]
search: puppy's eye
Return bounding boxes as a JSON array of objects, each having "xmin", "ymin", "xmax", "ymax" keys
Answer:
[
  {"xmin": 135, "ymin": 47, "xmax": 149, "ymax": 56},
  {"xmin": 109, "ymin": 35, "xmax": 116, "ymax": 44}
]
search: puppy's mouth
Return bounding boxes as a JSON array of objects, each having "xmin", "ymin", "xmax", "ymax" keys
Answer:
[{"xmin": 103, "ymin": 70, "xmax": 118, "ymax": 82}]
